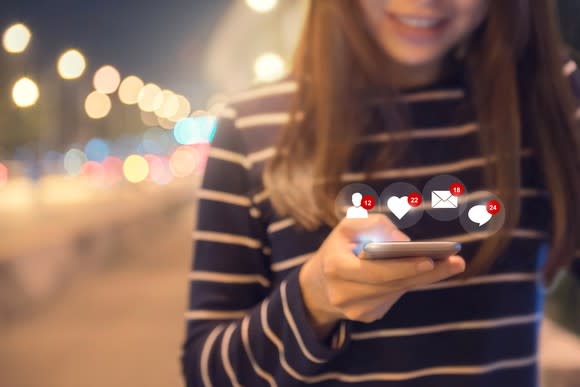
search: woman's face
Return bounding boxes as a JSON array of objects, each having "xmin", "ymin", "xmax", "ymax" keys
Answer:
[{"xmin": 359, "ymin": 0, "xmax": 488, "ymax": 67}]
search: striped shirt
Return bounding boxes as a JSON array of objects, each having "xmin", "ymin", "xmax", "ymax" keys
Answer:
[{"xmin": 182, "ymin": 59, "xmax": 580, "ymax": 387}]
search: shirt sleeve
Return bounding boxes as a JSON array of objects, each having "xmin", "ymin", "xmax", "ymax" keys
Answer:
[
  {"xmin": 181, "ymin": 107, "xmax": 350, "ymax": 387},
  {"xmin": 563, "ymin": 56, "xmax": 580, "ymax": 282}
]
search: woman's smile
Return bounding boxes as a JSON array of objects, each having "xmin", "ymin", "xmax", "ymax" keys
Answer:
[{"xmin": 386, "ymin": 12, "xmax": 450, "ymax": 45}]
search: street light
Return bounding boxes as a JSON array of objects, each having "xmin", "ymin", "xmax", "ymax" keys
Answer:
[
  {"xmin": 118, "ymin": 75, "xmax": 144, "ymax": 105},
  {"xmin": 137, "ymin": 83, "xmax": 163, "ymax": 112},
  {"xmin": 2, "ymin": 23, "xmax": 31, "ymax": 54},
  {"xmin": 254, "ymin": 52, "xmax": 286, "ymax": 82},
  {"xmin": 123, "ymin": 154, "xmax": 149, "ymax": 183},
  {"xmin": 246, "ymin": 0, "xmax": 278, "ymax": 13},
  {"xmin": 93, "ymin": 65, "xmax": 121, "ymax": 94},
  {"xmin": 57, "ymin": 49, "xmax": 86, "ymax": 80},
  {"xmin": 84, "ymin": 91, "xmax": 112, "ymax": 119},
  {"xmin": 12, "ymin": 77, "xmax": 39, "ymax": 108},
  {"xmin": 155, "ymin": 90, "xmax": 179, "ymax": 119},
  {"xmin": 168, "ymin": 95, "xmax": 191, "ymax": 122}
]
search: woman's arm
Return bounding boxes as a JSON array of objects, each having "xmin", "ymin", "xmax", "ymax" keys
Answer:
[{"xmin": 181, "ymin": 110, "xmax": 349, "ymax": 387}]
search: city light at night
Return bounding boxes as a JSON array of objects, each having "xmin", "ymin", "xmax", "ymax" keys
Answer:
[
  {"xmin": 2, "ymin": 23, "xmax": 31, "ymax": 54},
  {"xmin": 12, "ymin": 77, "xmax": 39, "ymax": 108},
  {"xmin": 0, "ymin": 162, "xmax": 8, "ymax": 186},
  {"xmin": 93, "ymin": 65, "xmax": 121, "ymax": 94},
  {"xmin": 84, "ymin": 91, "xmax": 112, "ymax": 119},
  {"xmin": 123, "ymin": 154, "xmax": 149, "ymax": 183},
  {"xmin": 64, "ymin": 149, "xmax": 88, "ymax": 176},
  {"xmin": 254, "ymin": 52, "xmax": 286, "ymax": 82},
  {"xmin": 118, "ymin": 75, "xmax": 144, "ymax": 105},
  {"xmin": 137, "ymin": 83, "xmax": 163, "ymax": 112},
  {"xmin": 57, "ymin": 49, "xmax": 87, "ymax": 80},
  {"xmin": 245, "ymin": 0, "xmax": 278, "ymax": 13}
]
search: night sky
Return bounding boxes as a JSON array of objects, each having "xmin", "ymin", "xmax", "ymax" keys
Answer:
[{"xmin": 1, "ymin": 0, "xmax": 230, "ymax": 102}]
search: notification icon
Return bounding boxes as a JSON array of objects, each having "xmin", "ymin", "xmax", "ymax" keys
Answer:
[
  {"xmin": 450, "ymin": 182, "xmax": 465, "ymax": 197},
  {"xmin": 486, "ymin": 199, "xmax": 501, "ymax": 215},
  {"xmin": 407, "ymin": 192, "xmax": 422, "ymax": 208},
  {"xmin": 361, "ymin": 194, "xmax": 376, "ymax": 210}
]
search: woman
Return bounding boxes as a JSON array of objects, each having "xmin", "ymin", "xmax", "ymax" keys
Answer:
[{"xmin": 182, "ymin": 1, "xmax": 580, "ymax": 386}]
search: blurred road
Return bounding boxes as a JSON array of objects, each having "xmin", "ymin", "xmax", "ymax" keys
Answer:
[{"xmin": 0, "ymin": 203, "xmax": 194, "ymax": 387}]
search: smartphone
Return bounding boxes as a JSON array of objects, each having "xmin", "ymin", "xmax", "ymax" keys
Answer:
[{"xmin": 361, "ymin": 241, "xmax": 461, "ymax": 260}]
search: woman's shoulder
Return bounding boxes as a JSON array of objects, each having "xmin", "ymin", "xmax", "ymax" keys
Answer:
[
  {"xmin": 210, "ymin": 76, "xmax": 299, "ymax": 167},
  {"xmin": 224, "ymin": 75, "xmax": 298, "ymax": 125}
]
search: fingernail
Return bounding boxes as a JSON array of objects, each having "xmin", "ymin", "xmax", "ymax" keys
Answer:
[{"xmin": 416, "ymin": 260, "xmax": 434, "ymax": 273}]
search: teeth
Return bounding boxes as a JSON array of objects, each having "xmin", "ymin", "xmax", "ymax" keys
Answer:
[{"xmin": 396, "ymin": 16, "xmax": 441, "ymax": 28}]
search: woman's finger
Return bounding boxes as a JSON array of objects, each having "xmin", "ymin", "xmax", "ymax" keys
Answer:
[
  {"xmin": 386, "ymin": 255, "xmax": 466, "ymax": 290},
  {"xmin": 331, "ymin": 254, "xmax": 436, "ymax": 284}
]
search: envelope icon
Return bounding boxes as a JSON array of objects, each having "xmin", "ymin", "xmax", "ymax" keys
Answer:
[{"xmin": 431, "ymin": 191, "xmax": 458, "ymax": 208}]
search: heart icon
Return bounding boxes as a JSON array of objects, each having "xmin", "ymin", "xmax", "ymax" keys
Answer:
[{"xmin": 387, "ymin": 196, "xmax": 411, "ymax": 220}]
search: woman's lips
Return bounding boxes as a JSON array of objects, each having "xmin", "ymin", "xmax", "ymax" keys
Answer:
[{"xmin": 386, "ymin": 12, "xmax": 450, "ymax": 44}]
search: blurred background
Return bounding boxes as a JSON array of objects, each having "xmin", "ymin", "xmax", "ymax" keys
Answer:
[{"xmin": 0, "ymin": 1, "xmax": 578, "ymax": 386}]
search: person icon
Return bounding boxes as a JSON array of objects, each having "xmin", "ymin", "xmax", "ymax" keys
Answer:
[{"xmin": 346, "ymin": 192, "xmax": 368, "ymax": 219}]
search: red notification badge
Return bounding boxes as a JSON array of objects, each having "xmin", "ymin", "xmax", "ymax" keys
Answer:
[
  {"xmin": 407, "ymin": 192, "xmax": 422, "ymax": 208},
  {"xmin": 450, "ymin": 182, "xmax": 465, "ymax": 197},
  {"xmin": 486, "ymin": 199, "xmax": 501, "ymax": 215},
  {"xmin": 361, "ymin": 195, "xmax": 376, "ymax": 210}
]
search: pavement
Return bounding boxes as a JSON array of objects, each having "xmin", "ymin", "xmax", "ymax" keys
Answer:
[{"xmin": 0, "ymin": 203, "xmax": 194, "ymax": 387}]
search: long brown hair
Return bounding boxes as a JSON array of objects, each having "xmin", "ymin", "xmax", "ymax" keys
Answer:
[{"xmin": 263, "ymin": 0, "xmax": 580, "ymax": 284}]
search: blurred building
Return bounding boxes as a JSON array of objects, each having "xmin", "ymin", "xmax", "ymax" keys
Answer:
[{"xmin": 203, "ymin": 0, "xmax": 307, "ymax": 93}]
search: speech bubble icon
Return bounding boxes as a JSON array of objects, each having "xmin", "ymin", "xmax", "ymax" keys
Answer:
[{"xmin": 468, "ymin": 205, "xmax": 493, "ymax": 227}]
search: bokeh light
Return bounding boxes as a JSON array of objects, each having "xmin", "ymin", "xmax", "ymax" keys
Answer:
[
  {"xmin": 0, "ymin": 162, "xmax": 8, "ymax": 186},
  {"xmin": 103, "ymin": 156, "xmax": 123, "ymax": 185},
  {"xmin": 254, "ymin": 52, "xmax": 286, "ymax": 82},
  {"xmin": 2, "ymin": 23, "xmax": 31, "ymax": 54},
  {"xmin": 93, "ymin": 65, "xmax": 121, "ymax": 94},
  {"xmin": 157, "ymin": 116, "xmax": 175, "ymax": 130},
  {"xmin": 144, "ymin": 154, "xmax": 161, "ymax": 181},
  {"xmin": 118, "ymin": 75, "xmax": 144, "ymax": 105},
  {"xmin": 81, "ymin": 161, "xmax": 106, "ymax": 185},
  {"xmin": 84, "ymin": 138, "xmax": 110, "ymax": 162},
  {"xmin": 245, "ymin": 0, "xmax": 278, "ymax": 13},
  {"xmin": 57, "ymin": 49, "xmax": 86, "ymax": 80},
  {"xmin": 155, "ymin": 90, "xmax": 180, "ymax": 118},
  {"xmin": 137, "ymin": 83, "xmax": 163, "ymax": 112},
  {"xmin": 12, "ymin": 77, "xmax": 39, "ymax": 108},
  {"xmin": 195, "ymin": 143, "xmax": 211, "ymax": 174},
  {"xmin": 64, "ymin": 149, "xmax": 87, "ymax": 176},
  {"xmin": 123, "ymin": 155, "xmax": 149, "ymax": 183},
  {"xmin": 84, "ymin": 91, "xmax": 112, "ymax": 119},
  {"xmin": 168, "ymin": 95, "xmax": 191, "ymax": 122},
  {"xmin": 174, "ymin": 115, "xmax": 218, "ymax": 145},
  {"xmin": 148, "ymin": 156, "xmax": 173, "ymax": 185},
  {"xmin": 169, "ymin": 146, "xmax": 199, "ymax": 177}
]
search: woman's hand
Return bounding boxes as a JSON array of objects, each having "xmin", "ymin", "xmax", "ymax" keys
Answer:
[{"xmin": 299, "ymin": 214, "xmax": 466, "ymax": 339}]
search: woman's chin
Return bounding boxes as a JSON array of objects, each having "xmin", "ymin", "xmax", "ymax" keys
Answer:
[{"xmin": 387, "ymin": 48, "xmax": 446, "ymax": 68}]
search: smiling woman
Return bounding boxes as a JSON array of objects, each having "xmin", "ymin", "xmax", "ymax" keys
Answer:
[{"xmin": 182, "ymin": 1, "xmax": 580, "ymax": 386}]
